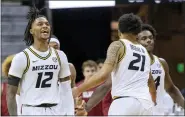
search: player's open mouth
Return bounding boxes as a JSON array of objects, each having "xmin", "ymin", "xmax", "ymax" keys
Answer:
[{"xmin": 41, "ymin": 30, "xmax": 49, "ymax": 34}]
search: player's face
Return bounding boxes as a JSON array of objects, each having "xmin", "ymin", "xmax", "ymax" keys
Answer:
[
  {"xmin": 31, "ymin": 17, "xmax": 51, "ymax": 40},
  {"xmin": 83, "ymin": 66, "xmax": 97, "ymax": 79},
  {"xmin": 97, "ymin": 63, "xmax": 103, "ymax": 72},
  {"xmin": 137, "ymin": 30, "xmax": 155, "ymax": 52},
  {"xmin": 49, "ymin": 42, "xmax": 60, "ymax": 50}
]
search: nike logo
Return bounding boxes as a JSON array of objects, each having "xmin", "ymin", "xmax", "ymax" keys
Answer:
[{"xmin": 32, "ymin": 60, "xmax": 38, "ymax": 63}]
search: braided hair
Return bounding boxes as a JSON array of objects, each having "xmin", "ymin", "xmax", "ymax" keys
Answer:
[{"xmin": 24, "ymin": 6, "xmax": 46, "ymax": 46}]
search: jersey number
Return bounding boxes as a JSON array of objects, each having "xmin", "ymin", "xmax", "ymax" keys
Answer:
[
  {"xmin": 154, "ymin": 76, "xmax": 160, "ymax": 90},
  {"xmin": 35, "ymin": 72, "xmax": 53, "ymax": 88},
  {"xmin": 128, "ymin": 53, "xmax": 146, "ymax": 71}
]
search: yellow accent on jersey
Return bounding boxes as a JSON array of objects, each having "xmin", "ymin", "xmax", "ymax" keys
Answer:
[
  {"xmin": 23, "ymin": 50, "xmax": 30, "ymax": 74},
  {"xmin": 118, "ymin": 40, "xmax": 126, "ymax": 63},
  {"xmin": 54, "ymin": 49, "xmax": 61, "ymax": 67},
  {"xmin": 28, "ymin": 47, "xmax": 52, "ymax": 60},
  {"xmin": 155, "ymin": 56, "xmax": 165, "ymax": 72}
]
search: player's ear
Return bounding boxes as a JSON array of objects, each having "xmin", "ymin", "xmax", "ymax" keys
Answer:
[{"xmin": 30, "ymin": 29, "xmax": 33, "ymax": 34}]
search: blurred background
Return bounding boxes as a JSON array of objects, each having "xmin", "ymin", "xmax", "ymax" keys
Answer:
[{"xmin": 1, "ymin": 0, "xmax": 185, "ymax": 115}]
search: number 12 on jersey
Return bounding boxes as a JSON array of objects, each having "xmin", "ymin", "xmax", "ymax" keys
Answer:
[{"xmin": 36, "ymin": 72, "xmax": 53, "ymax": 88}]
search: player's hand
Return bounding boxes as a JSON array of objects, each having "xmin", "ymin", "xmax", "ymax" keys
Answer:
[
  {"xmin": 75, "ymin": 97, "xmax": 87, "ymax": 116},
  {"xmin": 72, "ymin": 87, "xmax": 81, "ymax": 98}
]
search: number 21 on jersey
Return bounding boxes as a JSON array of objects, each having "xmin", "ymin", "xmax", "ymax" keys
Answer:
[{"xmin": 128, "ymin": 52, "xmax": 146, "ymax": 71}]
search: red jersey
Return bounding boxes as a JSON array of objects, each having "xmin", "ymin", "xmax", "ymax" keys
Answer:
[
  {"xmin": 102, "ymin": 91, "xmax": 112, "ymax": 116},
  {"xmin": 1, "ymin": 83, "xmax": 9, "ymax": 116},
  {"xmin": 76, "ymin": 80, "xmax": 104, "ymax": 116}
]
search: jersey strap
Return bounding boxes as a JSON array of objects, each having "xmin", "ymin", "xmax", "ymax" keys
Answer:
[
  {"xmin": 28, "ymin": 47, "xmax": 52, "ymax": 60},
  {"xmin": 23, "ymin": 50, "xmax": 30, "ymax": 74},
  {"xmin": 53, "ymin": 49, "xmax": 61, "ymax": 67},
  {"xmin": 118, "ymin": 40, "xmax": 126, "ymax": 63}
]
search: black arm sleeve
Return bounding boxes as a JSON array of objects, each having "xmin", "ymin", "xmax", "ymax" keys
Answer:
[{"xmin": 8, "ymin": 76, "xmax": 20, "ymax": 86}]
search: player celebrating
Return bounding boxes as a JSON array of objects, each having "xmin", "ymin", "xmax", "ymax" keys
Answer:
[
  {"xmin": 82, "ymin": 23, "xmax": 185, "ymax": 115},
  {"xmin": 73, "ymin": 13, "xmax": 156, "ymax": 115},
  {"xmin": 7, "ymin": 7, "xmax": 72, "ymax": 115}
]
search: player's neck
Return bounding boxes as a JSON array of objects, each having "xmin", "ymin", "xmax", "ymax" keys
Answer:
[
  {"xmin": 120, "ymin": 34, "xmax": 137, "ymax": 44},
  {"xmin": 148, "ymin": 52, "xmax": 154, "ymax": 61},
  {"xmin": 32, "ymin": 38, "xmax": 49, "ymax": 52}
]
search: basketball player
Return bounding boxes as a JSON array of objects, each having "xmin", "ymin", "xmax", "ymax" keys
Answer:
[
  {"xmin": 49, "ymin": 35, "xmax": 76, "ymax": 88},
  {"xmin": 7, "ymin": 7, "xmax": 73, "ymax": 115},
  {"xmin": 73, "ymin": 13, "xmax": 156, "ymax": 115},
  {"xmin": 2, "ymin": 36, "xmax": 76, "ymax": 116},
  {"xmin": 49, "ymin": 35, "xmax": 76, "ymax": 115},
  {"xmin": 83, "ymin": 23, "xmax": 185, "ymax": 115},
  {"xmin": 137, "ymin": 24, "xmax": 185, "ymax": 113}
]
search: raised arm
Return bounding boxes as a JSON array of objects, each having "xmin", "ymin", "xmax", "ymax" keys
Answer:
[
  {"xmin": 160, "ymin": 58, "xmax": 185, "ymax": 109},
  {"xmin": 74, "ymin": 41, "xmax": 124, "ymax": 98}
]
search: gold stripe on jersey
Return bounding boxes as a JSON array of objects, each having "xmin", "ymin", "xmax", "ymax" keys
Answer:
[
  {"xmin": 28, "ymin": 47, "xmax": 52, "ymax": 60},
  {"xmin": 146, "ymin": 51, "xmax": 154, "ymax": 65},
  {"xmin": 59, "ymin": 77, "xmax": 71, "ymax": 82},
  {"xmin": 23, "ymin": 50, "xmax": 30, "ymax": 74},
  {"xmin": 155, "ymin": 56, "xmax": 165, "ymax": 71},
  {"xmin": 54, "ymin": 49, "xmax": 61, "ymax": 67},
  {"xmin": 118, "ymin": 40, "xmax": 126, "ymax": 63}
]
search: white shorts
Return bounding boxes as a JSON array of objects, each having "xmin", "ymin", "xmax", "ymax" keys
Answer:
[
  {"xmin": 108, "ymin": 97, "xmax": 153, "ymax": 115},
  {"xmin": 21, "ymin": 103, "xmax": 64, "ymax": 115}
]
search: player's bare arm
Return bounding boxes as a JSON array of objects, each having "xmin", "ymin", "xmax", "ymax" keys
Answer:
[
  {"xmin": 159, "ymin": 58, "xmax": 185, "ymax": 109},
  {"xmin": 148, "ymin": 72, "xmax": 157, "ymax": 105},
  {"xmin": 7, "ymin": 75, "xmax": 20, "ymax": 115},
  {"xmin": 69, "ymin": 63, "xmax": 76, "ymax": 88},
  {"xmin": 85, "ymin": 75, "xmax": 112, "ymax": 112},
  {"xmin": 2, "ymin": 55, "xmax": 14, "ymax": 77},
  {"xmin": 73, "ymin": 41, "xmax": 123, "ymax": 98}
]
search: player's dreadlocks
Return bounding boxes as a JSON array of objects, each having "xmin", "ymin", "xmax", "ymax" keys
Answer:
[{"xmin": 24, "ymin": 6, "xmax": 46, "ymax": 46}]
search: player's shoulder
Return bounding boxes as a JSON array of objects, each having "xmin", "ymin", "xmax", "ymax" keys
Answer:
[
  {"xmin": 55, "ymin": 49, "xmax": 67, "ymax": 57},
  {"xmin": 69, "ymin": 63, "xmax": 75, "ymax": 68},
  {"xmin": 154, "ymin": 55, "xmax": 167, "ymax": 64},
  {"xmin": 13, "ymin": 51, "xmax": 27, "ymax": 60},
  {"xmin": 108, "ymin": 40, "xmax": 125, "ymax": 53},
  {"xmin": 154, "ymin": 55, "xmax": 169, "ymax": 69},
  {"xmin": 110, "ymin": 40, "xmax": 123, "ymax": 47}
]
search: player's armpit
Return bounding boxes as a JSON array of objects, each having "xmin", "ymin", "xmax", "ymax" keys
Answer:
[
  {"xmin": 148, "ymin": 72, "xmax": 157, "ymax": 105},
  {"xmin": 7, "ymin": 76, "xmax": 19, "ymax": 115},
  {"xmin": 104, "ymin": 41, "xmax": 123, "ymax": 67},
  {"xmin": 159, "ymin": 58, "xmax": 185, "ymax": 109}
]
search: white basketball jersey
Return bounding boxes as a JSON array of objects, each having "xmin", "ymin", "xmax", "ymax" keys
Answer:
[
  {"xmin": 19, "ymin": 47, "xmax": 61, "ymax": 105},
  {"xmin": 111, "ymin": 39, "xmax": 152, "ymax": 102},
  {"xmin": 151, "ymin": 55, "xmax": 165, "ymax": 104}
]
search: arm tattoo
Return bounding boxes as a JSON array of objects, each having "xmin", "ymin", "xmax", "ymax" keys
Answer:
[
  {"xmin": 7, "ymin": 84, "xmax": 18, "ymax": 115},
  {"xmin": 104, "ymin": 41, "xmax": 122, "ymax": 66}
]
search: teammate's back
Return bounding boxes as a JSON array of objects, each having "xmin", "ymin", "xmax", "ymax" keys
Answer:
[{"xmin": 111, "ymin": 39, "xmax": 152, "ymax": 102}]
